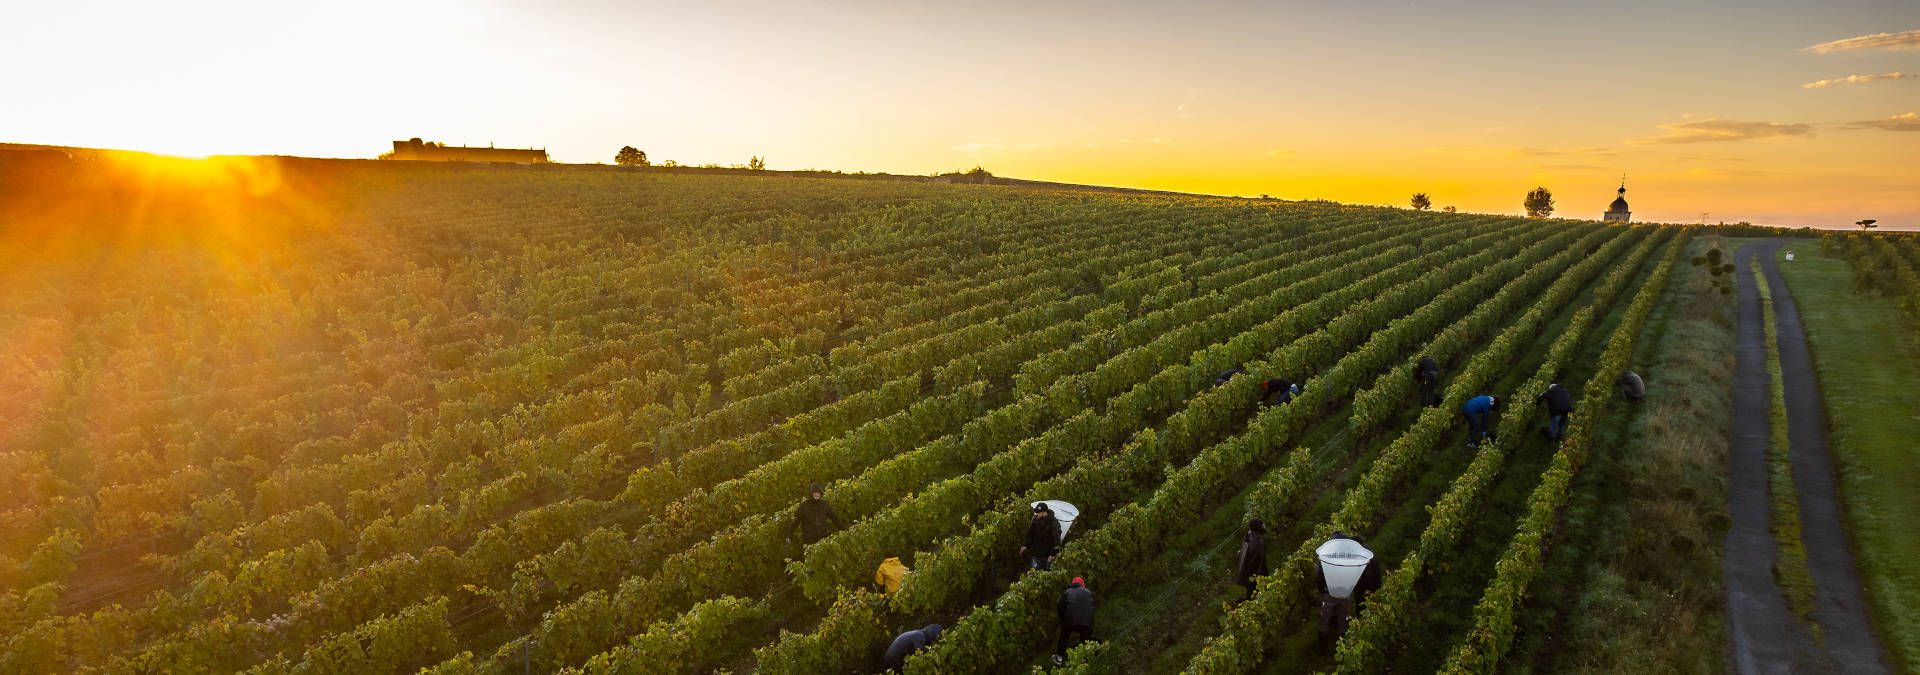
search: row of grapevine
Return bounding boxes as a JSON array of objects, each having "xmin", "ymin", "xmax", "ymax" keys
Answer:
[
  {"xmin": 1330, "ymin": 229, "xmax": 1681, "ymax": 672},
  {"xmin": 1007, "ymin": 215, "xmax": 1432, "ymax": 397},
  {"xmin": 573, "ymin": 217, "xmax": 1511, "ymax": 673},
  {"xmin": 790, "ymin": 223, "xmax": 1463, "ymax": 602},
  {"xmin": 1182, "ymin": 226, "xmax": 1668, "ymax": 673},
  {"xmin": 1239, "ymin": 225, "xmax": 1654, "ymax": 544},
  {"xmin": 3, "ymin": 182, "xmax": 1228, "ymax": 667},
  {"xmin": 890, "ymin": 221, "xmax": 1592, "ymax": 621},
  {"xmin": 898, "ymin": 223, "xmax": 1589, "ymax": 672},
  {"xmin": 127, "ymin": 217, "xmax": 1228, "ymax": 675},
  {"xmin": 746, "ymin": 218, "xmax": 1536, "ymax": 673},
  {"xmin": 280, "ymin": 205, "xmax": 1320, "ymax": 671},
  {"xmin": 561, "ymin": 596, "xmax": 771, "ymax": 675},
  {"xmin": 360, "ymin": 210, "xmax": 1282, "ymax": 632},
  {"xmin": 1823, "ymin": 233, "xmax": 1920, "ymax": 337},
  {"xmin": 1436, "ymin": 237, "xmax": 1684, "ymax": 673}
]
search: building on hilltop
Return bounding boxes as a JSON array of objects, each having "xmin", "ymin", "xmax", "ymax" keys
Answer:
[
  {"xmin": 387, "ymin": 138, "xmax": 548, "ymax": 164},
  {"xmin": 1603, "ymin": 181, "xmax": 1631, "ymax": 223}
]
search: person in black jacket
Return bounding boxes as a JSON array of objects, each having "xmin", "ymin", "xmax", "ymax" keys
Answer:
[
  {"xmin": 1353, "ymin": 549, "xmax": 1383, "ymax": 615},
  {"xmin": 1234, "ymin": 519, "xmax": 1268, "ymax": 603},
  {"xmin": 1214, "ymin": 367, "xmax": 1246, "ymax": 387},
  {"xmin": 1259, "ymin": 378, "xmax": 1303, "ymax": 408},
  {"xmin": 791, "ymin": 483, "xmax": 846, "ymax": 546},
  {"xmin": 1020, "ymin": 503, "xmax": 1063, "ymax": 570},
  {"xmin": 1055, "ymin": 577, "xmax": 1096, "ymax": 664},
  {"xmin": 882, "ymin": 623, "xmax": 941, "ymax": 670},
  {"xmin": 1414, "ymin": 356, "xmax": 1442, "ymax": 407},
  {"xmin": 1535, "ymin": 383, "xmax": 1576, "ymax": 442}
]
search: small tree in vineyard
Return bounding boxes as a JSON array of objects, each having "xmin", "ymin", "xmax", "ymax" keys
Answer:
[
  {"xmin": 1443, "ymin": 205, "xmax": 1457, "ymax": 213},
  {"xmin": 1524, "ymin": 187, "xmax": 1555, "ymax": 219},
  {"xmin": 1692, "ymin": 246, "xmax": 1737, "ymax": 295},
  {"xmin": 748, "ymin": 156, "xmax": 767, "ymax": 171},
  {"xmin": 615, "ymin": 146, "xmax": 649, "ymax": 167},
  {"xmin": 1410, "ymin": 193, "xmax": 1432, "ymax": 211}
]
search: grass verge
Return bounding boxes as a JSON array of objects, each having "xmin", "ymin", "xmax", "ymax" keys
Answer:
[{"xmin": 1778, "ymin": 243, "xmax": 1920, "ymax": 673}]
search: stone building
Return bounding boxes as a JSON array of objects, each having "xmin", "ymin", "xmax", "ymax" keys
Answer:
[{"xmin": 388, "ymin": 138, "xmax": 548, "ymax": 164}]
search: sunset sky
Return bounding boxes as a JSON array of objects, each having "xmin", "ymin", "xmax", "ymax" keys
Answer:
[{"xmin": 4, "ymin": 0, "xmax": 1917, "ymax": 228}]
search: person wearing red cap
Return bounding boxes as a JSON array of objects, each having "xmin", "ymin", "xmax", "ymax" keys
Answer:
[{"xmin": 1054, "ymin": 576, "xmax": 1096, "ymax": 664}]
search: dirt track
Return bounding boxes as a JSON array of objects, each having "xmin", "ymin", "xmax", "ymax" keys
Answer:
[{"xmin": 1723, "ymin": 239, "xmax": 1889, "ymax": 674}]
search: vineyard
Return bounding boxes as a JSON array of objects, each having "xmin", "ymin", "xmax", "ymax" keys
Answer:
[
  {"xmin": 2, "ymin": 158, "xmax": 1714, "ymax": 673},
  {"xmin": 1824, "ymin": 232, "xmax": 1920, "ymax": 338}
]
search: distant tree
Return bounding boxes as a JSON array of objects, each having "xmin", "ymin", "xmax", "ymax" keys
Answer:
[
  {"xmin": 748, "ymin": 155, "xmax": 766, "ymax": 171},
  {"xmin": 1443, "ymin": 205, "xmax": 1457, "ymax": 213},
  {"xmin": 938, "ymin": 166, "xmax": 995, "ymax": 185},
  {"xmin": 1858, "ymin": 219, "xmax": 1878, "ymax": 231},
  {"xmin": 1410, "ymin": 193, "xmax": 1432, "ymax": 211},
  {"xmin": 615, "ymin": 146, "xmax": 649, "ymax": 167},
  {"xmin": 661, "ymin": 159, "xmax": 679, "ymax": 167},
  {"xmin": 1524, "ymin": 187, "xmax": 1555, "ymax": 219}
]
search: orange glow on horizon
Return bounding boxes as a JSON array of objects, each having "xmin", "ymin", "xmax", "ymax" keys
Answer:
[{"xmin": 3, "ymin": 1, "xmax": 1915, "ymax": 228}]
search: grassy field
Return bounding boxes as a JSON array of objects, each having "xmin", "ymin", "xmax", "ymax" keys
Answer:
[{"xmin": 1778, "ymin": 244, "xmax": 1920, "ymax": 672}]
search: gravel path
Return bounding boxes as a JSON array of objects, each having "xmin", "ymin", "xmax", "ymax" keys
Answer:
[
  {"xmin": 1723, "ymin": 239, "xmax": 1890, "ymax": 674},
  {"xmin": 1755, "ymin": 239, "xmax": 1891, "ymax": 675},
  {"xmin": 1724, "ymin": 239, "xmax": 1824, "ymax": 674}
]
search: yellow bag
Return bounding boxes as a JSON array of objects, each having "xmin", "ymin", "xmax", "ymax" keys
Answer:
[{"xmin": 874, "ymin": 556, "xmax": 908, "ymax": 595}]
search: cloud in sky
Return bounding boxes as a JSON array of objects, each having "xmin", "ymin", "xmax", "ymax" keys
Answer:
[
  {"xmin": 1801, "ymin": 28, "xmax": 1920, "ymax": 54},
  {"xmin": 1511, "ymin": 146, "xmax": 1619, "ymax": 158},
  {"xmin": 1630, "ymin": 118, "xmax": 1814, "ymax": 144},
  {"xmin": 1423, "ymin": 145, "xmax": 1619, "ymax": 158},
  {"xmin": 1849, "ymin": 112, "xmax": 1920, "ymax": 131},
  {"xmin": 1803, "ymin": 72, "xmax": 1914, "ymax": 88}
]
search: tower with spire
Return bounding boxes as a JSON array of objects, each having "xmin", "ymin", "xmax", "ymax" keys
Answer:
[{"xmin": 1603, "ymin": 178, "xmax": 1631, "ymax": 223}]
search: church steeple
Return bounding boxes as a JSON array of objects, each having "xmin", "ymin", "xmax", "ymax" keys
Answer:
[{"xmin": 1604, "ymin": 177, "xmax": 1631, "ymax": 223}]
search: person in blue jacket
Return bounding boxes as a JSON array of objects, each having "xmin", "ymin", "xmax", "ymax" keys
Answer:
[{"xmin": 1461, "ymin": 392, "xmax": 1498, "ymax": 448}]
